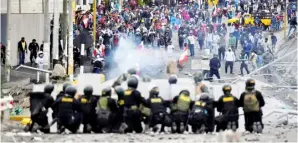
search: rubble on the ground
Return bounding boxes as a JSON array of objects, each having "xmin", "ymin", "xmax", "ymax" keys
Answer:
[
  {"xmin": 52, "ymin": 64, "xmax": 66, "ymax": 77},
  {"xmin": 4, "ymin": 85, "xmax": 33, "ymax": 105}
]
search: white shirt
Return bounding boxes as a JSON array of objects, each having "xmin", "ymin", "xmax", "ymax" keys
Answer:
[
  {"xmin": 213, "ymin": 35, "xmax": 220, "ymax": 44},
  {"xmin": 225, "ymin": 51, "xmax": 236, "ymax": 62},
  {"xmin": 35, "ymin": 57, "xmax": 45, "ymax": 69},
  {"xmin": 188, "ymin": 36, "xmax": 196, "ymax": 45}
]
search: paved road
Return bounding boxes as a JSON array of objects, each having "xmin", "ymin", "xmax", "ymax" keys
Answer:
[{"xmin": 2, "ymin": 21, "xmax": 297, "ymax": 142}]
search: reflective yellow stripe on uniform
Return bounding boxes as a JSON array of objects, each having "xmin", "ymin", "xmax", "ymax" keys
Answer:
[
  {"xmin": 151, "ymin": 98, "xmax": 162, "ymax": 103},
  {"xmin": 195, "ymin": 101, "xmax": 206, "ymax": 106},
  {"xmin": 80, "ymin": 98, "xmax": 88, "ymax": 103},
  {"xmin": 118, "ymin": 100, "xmax": 124, "ymax": 105},
  {"xmin": 180, "ymin": 94, "xmax": 191, "ymax": 102},
  {"xmin": 223, "ymin": 97, "xmax": 234, "ymax": 102},
  {"xmin": 61, "ymin": 97, "xmax": 73, "ymax": 103},
  {"xmin": 124, "ymin": 90, "xmax": 132, "ymax": 96}
]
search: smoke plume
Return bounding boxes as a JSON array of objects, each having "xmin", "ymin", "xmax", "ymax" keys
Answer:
[{"xmin": 112, "ymin": 38, "xmax": 167, "ymax": 78}]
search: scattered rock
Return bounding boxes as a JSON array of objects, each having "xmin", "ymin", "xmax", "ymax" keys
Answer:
[
  {"xmin": 52, "ymin": 64, "xmax": 66, "ymax": 77},
  {"xmin": 33, "ymin": 137, "xmax": 43, "ymax": 141}
]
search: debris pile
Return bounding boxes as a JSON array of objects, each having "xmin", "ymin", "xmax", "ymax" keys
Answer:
[{"xmin": 6, "ymin": 85, "xmax": 32, "ymax": 107}]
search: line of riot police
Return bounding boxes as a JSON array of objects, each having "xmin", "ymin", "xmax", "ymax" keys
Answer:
[{"xmin": 26, "ymin": 70, "xmax": 265, "ymax": 134}]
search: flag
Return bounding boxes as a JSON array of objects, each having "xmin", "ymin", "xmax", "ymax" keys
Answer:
[
  {"xmin": 138, "ymin": 41, "xmax": 144, "ymax": 50},
  {"xmin": 178, "ymin": 46, "xmax": 188, "ymax": 66}
]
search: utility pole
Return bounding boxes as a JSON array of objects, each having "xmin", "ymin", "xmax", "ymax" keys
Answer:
[
  {"xmin": 284, "ymin": 0, "xmax": 287, "ymax": 38},
  {"xmin": 62, "ymin": 0, "xmax": 68, "ymax": 70},
  {"xmin": 44, "ymin": 0, "xmax": 50, "ymax": 70},
  {"xmin": 53, "ymin": 0, "xmax": 60, "ymax": 67},
  {"xmin": 68, "ymin": 0, "xmax": 74, "ymax": 81},
  {"xmin": 5, "ymin": 0, "xmax": 12, "ymax": 82},
  {"xmin": 62, "ymin": 0, "xmax": 68, "ymax": 57}
]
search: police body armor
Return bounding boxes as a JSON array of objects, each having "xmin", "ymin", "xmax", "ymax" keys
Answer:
[
  {"xmin": 149, "ymin": 97, "xmax": 165, "ymax": 122},
  {"xmin": 58, "ymin": 97, "xmax": 76, "ymax": 124},
  {"xmin": 176, "ymin": 94, "xmax": 191, "ymax": 112},
  {"xmin": 221, "ymin": 96, "xmax": 238, "ymax": 113},
  {"xmin": 243, "ymin": 90, "xmax": 259, "ymax": 112},
  {"xmin": 190, "ymin": 101, "xmax": 208, "ymax": 124},
  {"xmin": 96, "ymin": 97, "xmax": 111, "ymax": 126}
]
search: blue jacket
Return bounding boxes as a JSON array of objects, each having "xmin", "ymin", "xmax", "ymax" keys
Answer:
[
  {"xmin": 209, "ymin": 58, "xmax": 221, "ymax": 70},
  {"xmin": 244, "ymin": 43, "xmax": 252, "ymax": 53},
  {"xmin": 170, "ymin": 16, "xmax": 176, "ymax": 25}
]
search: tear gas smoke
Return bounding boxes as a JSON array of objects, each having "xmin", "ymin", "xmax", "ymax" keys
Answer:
[{"xmin": 112, "ymin": 38, "xmax": 167, "ymax": 78}]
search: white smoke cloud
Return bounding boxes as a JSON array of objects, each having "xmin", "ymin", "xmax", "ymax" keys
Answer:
[{"xmin": 112, "ymin": 38, "xmax": 168, "ymax": 77}]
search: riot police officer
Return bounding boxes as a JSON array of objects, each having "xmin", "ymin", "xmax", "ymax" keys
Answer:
[
  {"xmin": 26, "ymin": 84, "xmax": 55, "ymax": 133},
  {"xmin": 112, "ymin": 68, "xmax": 137, "ymax": 88},
  {"xmin": 96, "ymin": 86, "xmax": 118, "ymax": 133},
  {"xmin": 239, "ymin": 79, "xmax": 265, "ymax": 133},
  {"xmin": 216, "ymin": 85, "xmax": 239, "ymax": 132},
  {"xmin": 123, "ymin": 76, "xmax": 148, "ymax": 133},
  {"xmin": 171, "ymin": 90, "xmax": 192, "ymax": 133},
  {"xmin": 79, "ymin": 85, "xmax": 98, "ymax": 133},
  {"xmin": 114, "ymin": 86, "xmax": 128, "ymax": 133},
  {"xmin": 53, "ymin": 82, "xmax": 72, "ymax": 131},
  {"xmin": 146, "ymin": 85, "xmax": 172, "ymax": 133},
  {"xmin": 53, "ymin": 86, "xmax": 82, "ymax": 133},
  {"xmin": 56, "ymin": 82, "xmax": 72, "ymax": 100},
  {"xmin": 189, "ymin": 93, "xmax": 212, "ymax": 134}
]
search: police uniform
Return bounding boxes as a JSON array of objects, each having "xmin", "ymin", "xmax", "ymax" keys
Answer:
[
  {"xmin": 114, "ymin": 86, "xmax": 127, "ymax": 133},
  {"xmin": 79, "ymin": 85, "xmax": 98, "ymax": 133},
  {"xmin": 216, "ymin": 85, "xmax": 239, "ymax": 132},
  {"xmin": 171, "ymin": 90, "xmax": 192, "ymax": 133},
  {"xmin": 123, "ymin": 76, "xmax": 148, "ymax": 133},
  {"xmin": 52, "ymin": 86, "xmax": 83, "ymax": 133},
  {"xmin": 146, "ymin": 86, "xmax": 172, "ymax": 133},
  {"xmin": 239, "ymin": 79, "xmax": 265, "ymax": 133},
  {"xmin": 190, "ymin": 98, "xmax": 212, "ymax": 133},
  {"xmin": 27, "ymin": 84, "xmax": 54, "ymax": 133},
  {"xmin": 96, "ymin": 87, "xmax": 118, "ymax": 133}
]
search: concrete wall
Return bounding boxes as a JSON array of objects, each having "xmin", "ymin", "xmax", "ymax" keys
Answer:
[
  {"xmin": 1, "ymin": 14, "xmax": 45, "ymax": 66},
  {"xmin": 1, "ymin": 0, "xmax": 64, "ymax": 14}
]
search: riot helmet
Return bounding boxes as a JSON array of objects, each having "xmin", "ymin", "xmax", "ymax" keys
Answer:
[
  {"xmin": 127, "ymin": 76, "xmax": 139, "ymax": 89},
  {"xmin": 245, "ymin": 79, "xmax": 256, "ymax": 91},
  {"xmin": 168, "ymin": 74, "xmax": 178, "ymax": 84},
  {"xmin": 199, "ymin": 93, "xmax": 210, "ymax": 101},
  {"xmin": 127, "ymin": 68, "xmax": 137, "ymax": 75},
  {"xmin": 194, "ymin": 72, "xmax": 203, "ymax": 84},
  {"xmin": 62, "ymin": 82, "xmax": 72, "ymax": 92},
  {"xmin": 44, "ymin": 84, "xmax": 54, "ymax": 94},
  {"xmin": 102, "ymin": 86, "xmax": 112, "ymax": 97},
  {"xmin": 149, "ymin": 84, "xmax": 159, "ymax": 98},
  {"xmin": 83, "ymin": 85, "xmax": 93, "ymax": 96},
  {"xmin": 179, "ymin": 90, "xmax": 190, "ymax": 96},
  {"xmin": 222, "ymin": 85, "xmax": 232, "ymax": 95},
  {"xmin": 115, "ymin": 86, "xmax": 125, "ymax": 98},
  {"xmin": 65, "ymin": 86, "xmax": 77, "ymax": 97}
]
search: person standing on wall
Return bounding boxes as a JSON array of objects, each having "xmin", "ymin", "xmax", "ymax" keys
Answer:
[{"xmin": 18, "ymin": 37, "xmax": 28, "ymax": 65}]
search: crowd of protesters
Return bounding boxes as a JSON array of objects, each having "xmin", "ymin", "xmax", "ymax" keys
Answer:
[{"xmin": 1, "ymin": 0, "xmax": 296, "ymax": 79}]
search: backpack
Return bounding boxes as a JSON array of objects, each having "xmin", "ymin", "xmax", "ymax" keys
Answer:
[
  {"xmin": 96, "ymin": 97, "xmax": 111, "ymax": 126},
  {"xmin": 243, "ymin": 91, "xmax": 259, "ymax": 112}
]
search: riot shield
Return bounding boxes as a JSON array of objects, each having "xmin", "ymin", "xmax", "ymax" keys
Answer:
[{"xmin": 29, "ymin": 92, "xmax": 46, "ymax": 116}]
